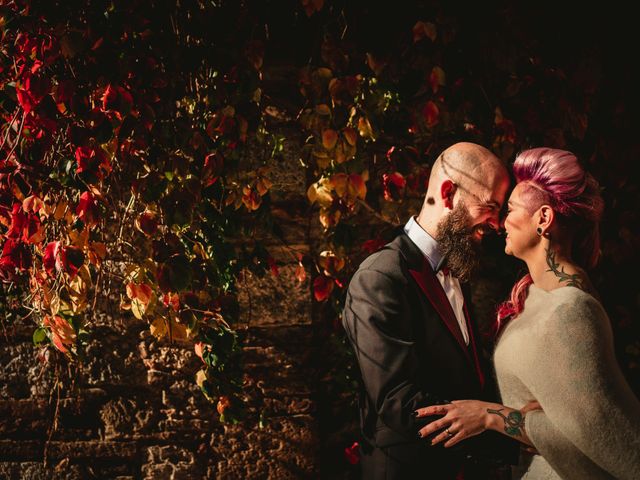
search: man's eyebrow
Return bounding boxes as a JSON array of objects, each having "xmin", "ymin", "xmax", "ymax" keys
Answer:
[{"xmin": 482, "ymin": 200, "xmax": 501, "ymax": 209}]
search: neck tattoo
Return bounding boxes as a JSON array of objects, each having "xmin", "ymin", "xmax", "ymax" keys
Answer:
[{"xmin": 545, "ymin": 247, "xmax": 585, "ymax": 289}]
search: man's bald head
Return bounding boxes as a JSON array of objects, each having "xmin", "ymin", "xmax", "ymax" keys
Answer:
[
  {"xmin": 428, "ymin": 142, "xmax": 508, "ymax": 202},
  {"xmin": 417, "ymin": 142, "xmax": 510, "ymax": 238}
]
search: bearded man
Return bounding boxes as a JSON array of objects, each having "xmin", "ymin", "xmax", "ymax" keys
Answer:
[{"xmin": 342, "ymin": 142, "xmax": 519, "ymax": 479}]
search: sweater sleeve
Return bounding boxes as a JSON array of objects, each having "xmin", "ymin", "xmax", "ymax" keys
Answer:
[{"xmin": 517, "ymin": 292, "xmax": 640, "ymax": 480}]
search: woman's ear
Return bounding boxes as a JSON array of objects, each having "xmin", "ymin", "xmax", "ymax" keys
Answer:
[
  {"xmin": 440, "ymin": 180, "xmax": 457, "ymax": 210},
  {"xmin": 537, "ymin": 205, "xmax": 555, "ymax": 234}
]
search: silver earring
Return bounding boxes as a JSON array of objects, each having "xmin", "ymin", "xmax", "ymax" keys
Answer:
[{"xmin": 536, "ymin": 227, "xmax": 543, "ymax": 236}]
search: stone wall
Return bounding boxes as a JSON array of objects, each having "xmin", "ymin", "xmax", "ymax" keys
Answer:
[{"xmin": 0, "ymin": 120, "xmax": 361, "ymax": 479}]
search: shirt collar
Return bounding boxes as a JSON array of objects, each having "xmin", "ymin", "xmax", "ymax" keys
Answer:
[{"xmin": 403, "ymin": 216, "xmax": 443, "ymax": 272}]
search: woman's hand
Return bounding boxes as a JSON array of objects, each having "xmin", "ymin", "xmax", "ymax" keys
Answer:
[{"xmin": 415, "ymin": 400, "xmax": 498, "ymax": 448}]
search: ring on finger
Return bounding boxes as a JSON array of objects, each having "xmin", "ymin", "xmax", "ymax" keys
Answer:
[{"xmin": 445, "ymin": 428, "xmax": 454, "ymax": 437}]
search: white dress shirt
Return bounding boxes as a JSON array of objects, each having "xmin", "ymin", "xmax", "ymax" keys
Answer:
[{"xmin": 404, "ymin": 216, "xmax": 469, "ymax": 345}]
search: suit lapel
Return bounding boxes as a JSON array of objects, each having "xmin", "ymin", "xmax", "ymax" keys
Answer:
[
  {"xmin": 409, "ymin": 256, "xmax": 470, "ymax": 358},
  {"xmin": 389, "ymin": 233, "xmax": 485, "ymax": 387}
]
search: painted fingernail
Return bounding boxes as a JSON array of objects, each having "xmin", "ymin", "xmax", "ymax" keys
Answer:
[
  {"xmin": 411, "ymin": 411, "xmax": 418, "ymax": 418},
  {"xmin": 417, "ymin": 432, "xmax": 422, "ymax": 439}
]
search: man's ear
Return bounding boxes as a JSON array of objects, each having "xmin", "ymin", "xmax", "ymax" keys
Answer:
[
  {"xmin": 537, "ymin": 205, "xmax": 555, "ymax": 234},
  {"xmin": 440, "ymin": 180, "xmax": 457, "ymax": 210}
]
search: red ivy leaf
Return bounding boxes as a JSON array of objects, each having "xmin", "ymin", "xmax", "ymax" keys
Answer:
[
  {"xmin": 313, "ymin": 275, "xmax": 334, "ymax": 302},
  {"xmin": 361, "ymin": 238, "xmax": 386, "ymax": 254},
  {"xmin": 135, "ymin": 211, "xmax": 158, "ymax": 236},
  {"xmin": 6, "ymin": 204, "xmax": 27, "ymax": 239},
  {"xmin": 0, "ymin": 238, "xmax": 32, "ymax": 277},
  {"xmin": 60, "ymin": 245, "xmax": 84, "ymax": 280},
  {"xmin": 203, "ymin": 152, "xmax": 224, "ymax": 187},
  {"xmin": 422, "ymin": 101, "xmax": 440, "ymax": 128},
  {"xmin": 43, "ymin": 241, "xmax": 61, "ymax": 277},
  {"xmin": 382, "ymin": 172, "xmax": 407, "ymax": 201},
  {"xmin": 75, "ymin": 146, "xmax": 112, "ymax": 181},
  {"xmin": 101, "ymin": 84, "xmax": 133, "ymax": 116},
  {"xmin": 267, "ymin": 256, "xmax": 279, "ymax": 276},
  {"xmin": 76, "ymin": 191, "xmax": 100, "ymax": 227},
  {"xmin": 344, "ymin": 441, "xmax": 360, "ymax": 465}
]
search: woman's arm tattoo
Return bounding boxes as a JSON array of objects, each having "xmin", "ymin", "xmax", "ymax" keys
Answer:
[
  {"xmin": 487, "ymin": 408, "xmax": 525, "ymax": 437},
  {"xmin": 545, "ymin": 248, "xmax": 585, "ymax": 289}
]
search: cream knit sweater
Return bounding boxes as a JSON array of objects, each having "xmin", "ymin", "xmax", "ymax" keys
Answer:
[{"xmin": 494, "ymin": 285, "xmax": 640, "ymax": 479}]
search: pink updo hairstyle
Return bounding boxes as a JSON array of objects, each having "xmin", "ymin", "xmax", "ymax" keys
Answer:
[{"xmin": 495, "ymin": 148, "xmax": 604, "ymax": 331}]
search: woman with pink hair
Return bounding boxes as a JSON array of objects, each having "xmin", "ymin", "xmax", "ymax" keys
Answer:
[{"xmin": 414, "ymin": 148, "xmax": 640, "ymax": 479}]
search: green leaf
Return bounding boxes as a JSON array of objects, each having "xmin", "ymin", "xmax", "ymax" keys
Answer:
[{"xmin": 33, "ymin": 327, "xmax": 47, "ymax": 346}]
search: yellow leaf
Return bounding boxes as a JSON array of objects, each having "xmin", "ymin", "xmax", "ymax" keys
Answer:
[
  {"xmin": 50, "ymin": 294, "xmax": 61, "ymax": 316},
  {"xmin": 195, "ymin": 369, "xmax": 213, "ymax": 400},
  {"xmin": 307, "ymin": 181, "xmax": 334, "ymax": 207},
  {"xmin": 193, "ymin": 242, "xmax": 209, "ymax": 260},
  {"xmin": 69, "ymin": 227, "xmax": 89, "ymax": 249},
  {"xmin": 150, "ymin": 317, "xmax": 168, "ymax": 339},
  {"xmin": 358, "ymin": 116, "xmax": 375, "ymax": 141},
  {"xmin": 131, "ymin": 297, "xmax": 146, "ymax": 319},
  {"xmin": 195, "ymin": 369, "xmax": 207, "ymax": 388},
  {"xmin": 169, "ymin": 318, "xmax": 188, "ymax": 341}
]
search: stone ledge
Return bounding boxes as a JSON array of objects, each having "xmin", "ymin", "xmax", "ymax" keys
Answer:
[{"xmin": 43, "ymin": 441, "xmax": 140, "ymax": 460}]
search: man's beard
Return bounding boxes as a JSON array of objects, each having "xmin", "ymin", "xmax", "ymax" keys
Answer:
[{"xmin": 435, "ymin": 201, "xmax": 482, "ymax": 283}]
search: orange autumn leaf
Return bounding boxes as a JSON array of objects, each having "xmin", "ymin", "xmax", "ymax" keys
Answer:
[
  {"xmin": 87, "ymin": 242, "xmax": 107, "ymax": 266},
  {"xmin": 322, "ymin": 129, "xmax": 338, "ymax": 150},
  {"xmin": 319, "ymin": 208, "xmax": 341, "ymax": 229},
  {"xmin": 330, "ymin": 173, "xmax": 348, "ymax": 198},
  {"xmin": 126, "ymin": 282, "xmax": 154, "ymax": 319},
  {"xmin": 412, "ymin": 21, "xmax": 437, "ymax": 43},
  {"xmin": 342, "ymin": 127, "xmax": 357, "ymax": 146},
  {"xmin": 242, "ymin": 186, "xmax": 262, "ymax": 211},
  {"xmin": 256, "ymin": 167, "xmax": 273, "ymax": 196},
  {"xmin": 194, "ymin": 341, "xmax": 207, "ymax": 364},
  {"xmin": 162, "ymin": 292, "xmax": 180, "ymax": 312},
  {"xmin": 348, "ymin": 173, "xmax": 367, "ymax": 201},
  {"xmin": 429, "ymin": 66, "xmax": 446, "ymax": 93},
  {"xmin": 315, "ymin": 104, "xmax": 331, "ymax": 116},
  {"xmin": 43, "ymin": 314, "xmax": 76, "ymax": 354},
  {"xmin": 301, "ymin": 0, "xmax": 324, "ymax": 17},
  {"xmin": 295, "ymin": 261, "xmax": 306, "ymax": 283},
  {"xmin": 217, "ymin": 395, "xmax": 231, "ymax": 415}
]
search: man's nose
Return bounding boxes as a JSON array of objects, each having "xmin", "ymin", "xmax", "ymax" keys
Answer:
[{"xmin": 487, "ymin": 213, "xmax": 501, "ymax": 231}]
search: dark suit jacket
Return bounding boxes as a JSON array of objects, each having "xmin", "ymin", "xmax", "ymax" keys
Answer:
[{"xmin": 342, "ymin": 233, "xmax": 518, "ymax": 478}]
